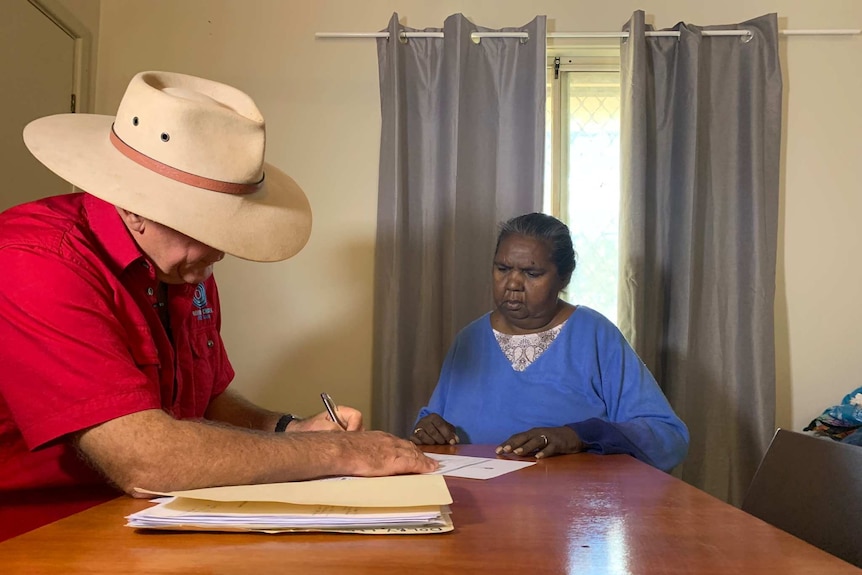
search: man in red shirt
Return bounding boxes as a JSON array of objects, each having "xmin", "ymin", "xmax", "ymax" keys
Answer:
[{"xmin": 0, "ymin": 71, "xmax": 436, "ymax": 498}]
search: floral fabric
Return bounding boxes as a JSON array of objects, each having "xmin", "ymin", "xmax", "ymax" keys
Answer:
[{"xmin": 493, "ymin": 322, "xmax": 565, "ymax": 372}]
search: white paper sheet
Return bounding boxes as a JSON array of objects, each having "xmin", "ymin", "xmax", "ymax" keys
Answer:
[{"xmin": 425, "ymin": 453, "xmax": 536, "ymax": 479}]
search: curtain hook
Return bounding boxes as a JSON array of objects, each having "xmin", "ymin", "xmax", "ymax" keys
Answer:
[
  {"xmin": 398, "ymin": 30, "xmax": 409, "ymax": 44},
  {"xmin": 740, "ymin": 29, "xmax": 754, "ymax": 43},
  {"xmin": 520, "ymin": 33, "xmax": 529, "ymax": 44}
]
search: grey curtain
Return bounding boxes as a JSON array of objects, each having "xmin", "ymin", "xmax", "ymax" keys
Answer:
[
  {"xmin": 373, "ymin": 13, "xmax": 545, "ymax": 437},
  {"xmin": 619, "ymin": 10, "xmax": 782, "ymax": 505}
]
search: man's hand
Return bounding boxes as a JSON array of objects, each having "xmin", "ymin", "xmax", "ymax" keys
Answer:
[
  {"xmin": 337, "ymin": 431, "xmax": 439, "ymax": 476},
  {"xmin": 409, "ymin": 413, "xmax": 459, "ymax": 446},
  {"xmin": 289, "ymin": 407, "xmax": 364, "ymax": 432}
]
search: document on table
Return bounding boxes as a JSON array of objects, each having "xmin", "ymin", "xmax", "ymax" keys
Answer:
[
  {"xmin": 127, "ymin": 474, "xmax": 453, "ymax": 535},
  {"xmin": 425, "ymin": 453, "xmax": 536, "ymax": 479}
]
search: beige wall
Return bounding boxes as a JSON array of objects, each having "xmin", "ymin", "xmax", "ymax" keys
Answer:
[{"xmin": 67, "ymin": 0, "xmax": 861, "ymax": 431}]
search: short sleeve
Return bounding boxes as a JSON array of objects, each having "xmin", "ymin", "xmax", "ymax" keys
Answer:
[{"xmin": 0, "ymin": 246, "xmax": 162, "ymax": 449}]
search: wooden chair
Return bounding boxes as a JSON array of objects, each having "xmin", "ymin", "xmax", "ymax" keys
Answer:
[{"xmin": 742, "ymin": 428, "xmax": 862, "ymax": 567}]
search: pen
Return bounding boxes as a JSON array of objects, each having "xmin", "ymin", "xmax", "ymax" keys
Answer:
[{"xmin": 321, "ymin": 392, "xmax": 348, "ymax": 430}]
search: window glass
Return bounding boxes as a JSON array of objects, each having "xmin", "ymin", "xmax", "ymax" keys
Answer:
[{"xmin": 545, "ymin": 62, "xmax": 621, "ymax": 324}]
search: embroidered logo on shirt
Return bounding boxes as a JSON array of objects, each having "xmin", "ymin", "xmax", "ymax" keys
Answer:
[{"xmin": 192, "ymin": 282, "xmax": 213, "ymax": 321}]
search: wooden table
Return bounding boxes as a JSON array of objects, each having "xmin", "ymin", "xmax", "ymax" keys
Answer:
[{"xmin": 0, "ymin": 445, "xmax": 857, "ymax": 574}]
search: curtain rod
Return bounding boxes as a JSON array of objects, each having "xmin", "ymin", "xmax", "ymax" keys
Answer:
[{"xmin": 316, "ymin": 29, "xmax": 861, "ymax": 40}]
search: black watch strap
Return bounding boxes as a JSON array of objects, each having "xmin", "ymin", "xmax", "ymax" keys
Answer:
[{"xmin": 275, "ymin": 413, "xmax": 299, "ymax": 432}]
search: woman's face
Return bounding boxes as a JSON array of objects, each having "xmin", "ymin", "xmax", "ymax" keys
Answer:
[{"xmin": 492, "ymin": 234, "xmax": 565, "ymax": 333}]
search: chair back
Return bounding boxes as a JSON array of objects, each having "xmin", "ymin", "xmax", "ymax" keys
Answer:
[{"xmin": 742, "ymin": 428, "xmax": 862, "ymax": 567}]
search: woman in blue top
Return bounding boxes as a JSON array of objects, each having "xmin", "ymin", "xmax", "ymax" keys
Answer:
[{"xmin": 411, "ymin": 213, "xmax": 689, "ymax": 472}]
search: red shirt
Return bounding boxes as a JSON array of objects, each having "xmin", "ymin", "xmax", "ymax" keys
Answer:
[{"xmin": 0, "ymin": 193, "xmax": 234, "ymax": 491}]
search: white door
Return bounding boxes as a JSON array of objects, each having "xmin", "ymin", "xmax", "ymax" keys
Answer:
[{"xmin": 0, "ymin": 0, "xmax": 76, "ymax": 213}]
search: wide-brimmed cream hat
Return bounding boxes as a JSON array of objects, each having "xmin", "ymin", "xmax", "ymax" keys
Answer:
[{"xmin": 23, "ymin": 71, "xmax": 312, "ymax": 262}]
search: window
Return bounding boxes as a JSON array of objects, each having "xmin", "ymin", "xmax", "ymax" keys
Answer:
[{"xmin": 544, "ymin": 48, "xmax": 622, "ymax": 324}]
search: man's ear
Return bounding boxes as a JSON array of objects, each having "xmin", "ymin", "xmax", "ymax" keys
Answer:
[{"xmin": 116, "ymin": 207, "xmax": 146, "ymax": 234}]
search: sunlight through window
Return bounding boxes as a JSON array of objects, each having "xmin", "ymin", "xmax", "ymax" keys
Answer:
[{"xmin": 545, "ymin": 51, "xmax": 621, "ymax": 324}]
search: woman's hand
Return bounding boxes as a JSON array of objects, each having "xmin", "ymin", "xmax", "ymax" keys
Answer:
[
  {"xmin": 409, "ymin": 413, "xmax": 459, "ymax": 445},
  {"xmin": 496, "ymin": 426, "xmax": 583, "ymax": 459},
  {"xmin": 288, "ymin": 406, "xmax": 364, "ymax": 432}
]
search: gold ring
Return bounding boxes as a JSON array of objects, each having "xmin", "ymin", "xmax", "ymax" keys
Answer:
[
  {"xmin": 413, "ymin": 428, "xmax": 423, "ymax": 434},
  {"xmin": 540, "ymin": 434, "xmax": 548, "ymax": 447}
]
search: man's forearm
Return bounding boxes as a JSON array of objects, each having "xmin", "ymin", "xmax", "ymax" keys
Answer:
[
  {"xmin": 204, "ymin": 389, "xmax": 283, "ymax": 432},
  {"xmin": 75, "ymin": 409, "xmax": 431, "ymax": 496}
]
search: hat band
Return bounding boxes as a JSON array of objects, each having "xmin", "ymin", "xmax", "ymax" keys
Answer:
[{"xmin": 110, "ymin": 127, "xmax": 263, "ymax": 195}]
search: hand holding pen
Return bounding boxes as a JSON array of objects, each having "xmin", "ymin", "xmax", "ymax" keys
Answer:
[
  {"xmin": 321, "ymin": 392, "xmax": 349, "ymax": 430},
  {"xmin": 281, "ymin": 395, "xmax": 363, "ymax": 432}
]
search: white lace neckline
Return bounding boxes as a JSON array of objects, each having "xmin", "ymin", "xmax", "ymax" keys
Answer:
[{"xmin": 492, "ymin": 320, "xmax": 567, "ymax": 372}]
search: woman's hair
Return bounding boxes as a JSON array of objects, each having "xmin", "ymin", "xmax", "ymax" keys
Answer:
[{"xmin": 495, "ymin": 212, "xmax": 577, "ymax": 286}]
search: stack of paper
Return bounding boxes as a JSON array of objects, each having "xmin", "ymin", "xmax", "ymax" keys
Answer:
[{"xmin": 126, "ymin": 474, "xmax": 453, "ymax": 535}]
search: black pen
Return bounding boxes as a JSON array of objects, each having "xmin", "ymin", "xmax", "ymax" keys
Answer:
[{"xmin": 321, "ymin": 392, "xmax": 348, "ymax": 430}]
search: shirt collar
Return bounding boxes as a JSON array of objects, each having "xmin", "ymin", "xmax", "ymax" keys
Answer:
[{"xmin": 83, "ymin": 193, "xmax": 151, "ymax": 274}]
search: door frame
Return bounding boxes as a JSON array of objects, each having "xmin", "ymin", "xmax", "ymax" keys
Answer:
[{"xmin": 27, "ymin": 0, "xmax": 94, "ymax": 113}]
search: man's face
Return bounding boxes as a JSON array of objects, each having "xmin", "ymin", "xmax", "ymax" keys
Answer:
[
  {"xmin": 144, "ymin": 220, "xmax": 225, "ymax": 284},
  {"xmin": 119, "ymin": 209, "xmax": 224, "ymax": 284}
]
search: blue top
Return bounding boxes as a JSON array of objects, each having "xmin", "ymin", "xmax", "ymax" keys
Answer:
[{"xmin": 417, "ymin": 306, "xmax": 689, "ymax": 471}]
